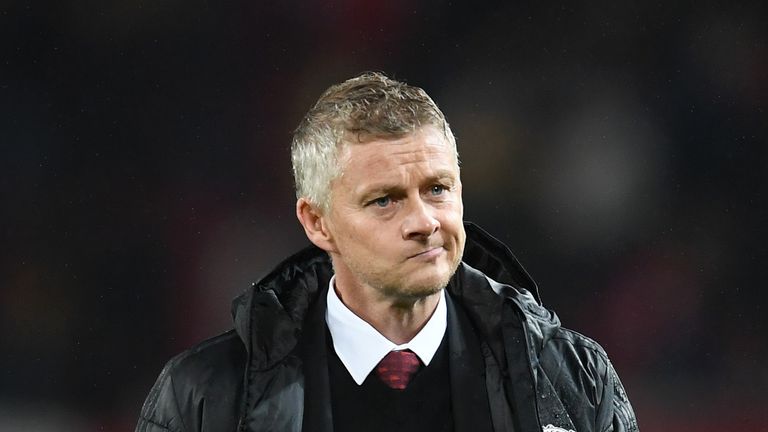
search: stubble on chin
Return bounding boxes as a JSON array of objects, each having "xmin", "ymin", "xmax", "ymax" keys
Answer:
[
  {"xmin": 377, "ymin": 251, "xmax": 463, "ymax": 302},
  {"xmin": 377, "ymin": 282, "xmax": 443, "ymax": 303}
]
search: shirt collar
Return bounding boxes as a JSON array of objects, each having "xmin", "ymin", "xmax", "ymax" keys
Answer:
[{"xmin": 325, "ymin": 275, "xmax": 448, "ymax": 385}]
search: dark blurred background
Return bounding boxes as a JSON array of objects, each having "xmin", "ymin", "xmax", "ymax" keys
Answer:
[{"xmin": 2, "ymin": 1, "xmax": 767, "ymax": 430}]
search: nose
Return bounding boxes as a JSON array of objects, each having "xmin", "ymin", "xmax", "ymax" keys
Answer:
[{"xmin": 401, "ymin": 197, "xmax": 440, "ymax": 240}]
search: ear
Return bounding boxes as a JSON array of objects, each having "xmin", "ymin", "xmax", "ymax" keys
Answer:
[{"xmin": 296, "ymin": 198, "xmax": 336, "ymax": 253}]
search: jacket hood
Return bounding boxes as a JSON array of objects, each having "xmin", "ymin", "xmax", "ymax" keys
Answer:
[
  {"xmin": 231, "ymin": 221, "xmax": 561, "ymax": 369},
  {"xmin": 451, "ymin": 222, "xmax": 562, "ymax": 361},
  {"xmin": 460, "ymin": 221, "xmax": 540, "ymax": 302}
]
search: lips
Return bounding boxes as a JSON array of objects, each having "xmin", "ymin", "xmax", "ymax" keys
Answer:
[{"xmin": 407, "ymin": 246, "xmax": 445, "ymax": 260}]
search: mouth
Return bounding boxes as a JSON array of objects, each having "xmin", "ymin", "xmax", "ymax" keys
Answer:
[{"xmin": 407, "ymin": 246, "xmax": 445, "ymax": 260}]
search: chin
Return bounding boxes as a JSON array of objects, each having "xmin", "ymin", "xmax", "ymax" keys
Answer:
[
  {"xmin": 380, "ymin": 284, "xmax": 442, "ymax": 302},
  {"xmin": 389, "ymin": 271, "xmax": 453, "ymax": 299}
]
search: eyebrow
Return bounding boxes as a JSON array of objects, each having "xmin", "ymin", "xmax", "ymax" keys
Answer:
[{"xmin": 357, "ymin": 170, "xmax": 459, "ymax": 201}]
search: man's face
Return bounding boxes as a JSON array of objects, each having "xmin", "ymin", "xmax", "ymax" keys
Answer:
[{"xmin": 323, "ymin": 126, "xmax": 465, "ymax": 300}]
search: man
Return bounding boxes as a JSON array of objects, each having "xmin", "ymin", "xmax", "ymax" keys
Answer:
[{"xmin": 136, "ymin": 72, "xmax": 638, "ymax": 432}]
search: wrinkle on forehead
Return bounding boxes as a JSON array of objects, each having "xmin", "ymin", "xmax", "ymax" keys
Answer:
[
  {"xmin": 357, "ymin": 146, "xmax": 444, "ymax": 172},
  {"xmin": 337, "ymin": 128, "xmax": 457, "ymax": 178}
]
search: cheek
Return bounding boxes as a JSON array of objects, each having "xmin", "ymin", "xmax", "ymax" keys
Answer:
[
  {"xmin": 441, "ymin": 203, "xmax": 464, "ymax": 225},
  {"xmin": 442, "ymin": 208, "xmax": 466, "ymax": 247},
  {"xmin": 453, "ymin": 193, "xmax": 464, "ymax": 216},
  {"xmin": 340, "ymin": 217, "xmax": 388, "ymax": 249}
]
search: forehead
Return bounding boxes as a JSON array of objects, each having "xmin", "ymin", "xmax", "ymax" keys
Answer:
[{"xmin": 338, "ymin": 127, "xmax": 457, "ymax": 175}]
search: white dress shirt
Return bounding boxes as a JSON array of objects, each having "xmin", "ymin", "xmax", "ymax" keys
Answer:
[{"xmin": 325, "ymin": 275, "xmax": 448, "ymax": 385}]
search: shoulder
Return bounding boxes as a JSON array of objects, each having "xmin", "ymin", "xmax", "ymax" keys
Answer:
[
  {"xmin": 547, "ymin": 326, "xmax": 609, "ymax": 362},
  {"xmin": 153, "ymin": 329, "xmax": 247, "ymax": 403},
  {"xmin": 166, "ymin": 329, "xmax": 247, "ymax": 383},
  {"xmin": 539, "ymin": 327, "xmax": 638, "ymax": 432},
  {"xmin": 539, "ymin": 325, "xmax": 611, "ymax": 391},
  {"xmin": 137, "ymin": 330, "xmax": 247, "ymax": 432}
]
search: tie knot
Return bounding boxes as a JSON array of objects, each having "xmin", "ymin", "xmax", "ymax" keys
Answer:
[{"xmin": 375, "ymin": 349, "xmax": 421, "ymax": 390}]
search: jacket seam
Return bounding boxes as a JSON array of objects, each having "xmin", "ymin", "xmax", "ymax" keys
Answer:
[
  {"xmin": 236, "ymin": 291, "xmax": 256, "ymax": 432},
  {"xmin": 138, "ymin": 414, "xmax": 180, "ymax": 432},
  {"xmin": 509, "ymin": 304, "xmax": 544, "ymax": 431},
  {"xmin": 167, "ymin": 372, "xmax": 188, "ymax": 432},
  {"xmin": 548, "ymin": 332, "xmax": 609, "ymax": 358}
]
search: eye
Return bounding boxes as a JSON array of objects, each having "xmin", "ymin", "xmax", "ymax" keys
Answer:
[
  {"xmin": 371, "ymin": 196, "xmax": 391, "ymax": 207},
  {"xmin": 430, "ymin": 185, "xmax": 446, "ymax": 196}
]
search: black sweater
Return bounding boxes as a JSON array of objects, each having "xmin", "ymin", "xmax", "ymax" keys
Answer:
[{"xmin": 328, "ymin": 332, "xmax": 453, "ymax": 432}]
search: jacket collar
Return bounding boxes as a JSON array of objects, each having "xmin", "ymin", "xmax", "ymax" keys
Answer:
[
  {"xmin": 231, "ymin": 246, "xmax": 333, "ymax": 369},
  {"xmin": 460, "ymin": 221, "xmax": 540, "ymax": 303}
]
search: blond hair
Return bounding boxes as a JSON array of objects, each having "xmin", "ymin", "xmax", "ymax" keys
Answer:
[{"xmin": 291, "ymin": 72, "xmax": 457, "ymax": 212}]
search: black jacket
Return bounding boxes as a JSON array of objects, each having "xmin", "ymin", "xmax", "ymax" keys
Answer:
[{"xmin": 136, "ymin": 223, "xmax": 638, "ymax": 432}]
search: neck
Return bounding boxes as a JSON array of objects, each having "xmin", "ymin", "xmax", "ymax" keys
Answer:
[{"xmin": 333, "ymin": 276, "xmax": 441, "ymax": 345}]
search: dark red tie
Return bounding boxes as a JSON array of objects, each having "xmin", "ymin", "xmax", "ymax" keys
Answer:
[{"xmin": 375, "ymin": 349, "xmax": 421, "ymax": 390}]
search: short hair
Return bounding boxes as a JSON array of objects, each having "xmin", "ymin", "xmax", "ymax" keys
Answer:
[{"xmin": 291, "ymin": 72, "xmax": 457, "ymax": 212}]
